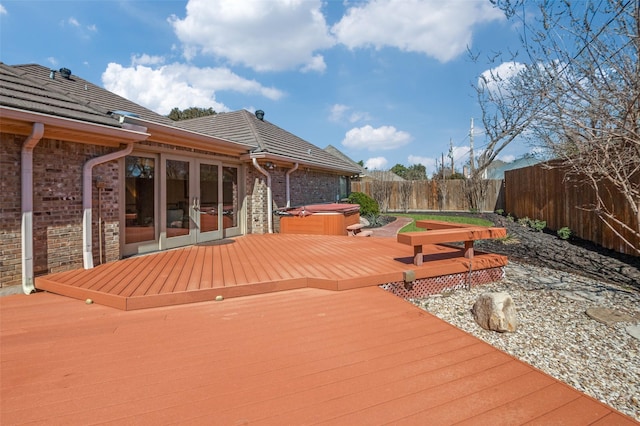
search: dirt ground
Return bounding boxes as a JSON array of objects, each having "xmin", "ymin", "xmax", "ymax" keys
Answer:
[{"xmin": 435, "ymin": 212, "xmax": 640, "ymax": 290}]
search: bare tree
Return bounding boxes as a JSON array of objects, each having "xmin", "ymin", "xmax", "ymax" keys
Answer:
[
  {"xmin": 370, "ymin": 175, "xmax": 394, "ymax": 214},
  {"xmin": 478, "ymin": 0, "xmax": 639, "ymax": 253},
  {"xmin": 468, "ymin": 55, "xmax": 546, "ymax": 211},
  {"xmin": 398, "ymin": 180, "xmax": 414, "ymax": 213}
]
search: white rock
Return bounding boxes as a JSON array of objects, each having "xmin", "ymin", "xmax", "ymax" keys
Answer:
[
  {"xmin": 472, "ymin": 292, "xmax": 518, "ymax": 332},
  {"xmin": 626, "ymin": 325, "xmax": 640, "ymax": 340}
]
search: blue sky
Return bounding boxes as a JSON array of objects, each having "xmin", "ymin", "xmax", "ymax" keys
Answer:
[{"xmin": 0, "ymin": 0, "xmax": 530, "ymax": 175}]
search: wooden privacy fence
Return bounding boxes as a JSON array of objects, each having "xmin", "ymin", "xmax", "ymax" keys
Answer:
[
  {"xmin": 505, "ymin": 163, "xmax": 639, "ymax": 257},
  {"xmin": 350, "ymin": 180, "xmax": 504, "ymax": 213}
]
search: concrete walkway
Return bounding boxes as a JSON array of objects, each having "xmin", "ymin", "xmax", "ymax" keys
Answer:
[{"xmin": 369, "ymin": 216, "xmax": 413, "ymax": 238}]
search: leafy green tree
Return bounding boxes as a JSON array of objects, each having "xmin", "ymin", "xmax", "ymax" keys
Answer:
[
  {"xmin": 167, "ymin": 107, "xmax": 217, "ymax": 121},
  {"xmin": 390, "ymin": 163, "xmax": 408, "ymax": 179},
  {"xmin": 406, "ymin": 164, "xmax": 427, "ymax": 181}
]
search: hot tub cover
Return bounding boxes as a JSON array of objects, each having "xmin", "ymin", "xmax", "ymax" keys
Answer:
[{"xmin": 280, "ymin": 203, "xmax": 361, "ymax": 216}]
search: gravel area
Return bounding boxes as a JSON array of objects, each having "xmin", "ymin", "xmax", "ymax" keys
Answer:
[
  {"xmin": 379, "ymin": 212, "xmax": 640, "ymax": 419},
  {"xmin": 411, "ymin": 261, "xmax": 640, "ymax": 421}
]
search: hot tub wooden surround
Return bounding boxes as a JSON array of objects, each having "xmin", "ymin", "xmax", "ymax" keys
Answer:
[{"xmin": 278, "ymin": 203, "xmax": 361, "ymax": 235}]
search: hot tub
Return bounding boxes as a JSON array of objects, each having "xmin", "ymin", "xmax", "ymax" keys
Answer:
[{"xmin": 278, "ymin": 203, "xmax": 361, "ymax": 235}]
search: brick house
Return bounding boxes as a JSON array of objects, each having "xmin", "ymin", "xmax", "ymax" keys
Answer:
[{"xmin": 0, "ymin": 63, "xmax": 361, "ymax": 293}]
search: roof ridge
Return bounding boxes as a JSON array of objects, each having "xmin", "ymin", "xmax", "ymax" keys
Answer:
[{"xmin": 241, "ymin": 110, "xmax": 268, "ymax": 152}]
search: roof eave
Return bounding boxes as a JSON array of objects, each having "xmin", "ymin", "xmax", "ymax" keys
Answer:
[
  {"xmin": 0, "ymin": 106, "xmax": 150, "ymax": 146},
  {"xmin": 243, "ymin": 152, "xmax": 361, "ymax": 175}
]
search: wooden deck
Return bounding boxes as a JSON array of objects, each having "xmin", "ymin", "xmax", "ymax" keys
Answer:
[
  {"xmin": 36, "ymin": 234, "xmax": 508, "ymax": 310},
  {"xmin": 2, "ymin": 287, "xmax": 636, "ymax": 425}
]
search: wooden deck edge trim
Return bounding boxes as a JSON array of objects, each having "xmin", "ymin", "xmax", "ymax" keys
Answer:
[
  {"xmin": 124, "ymin": 279, "xmax": 308, "ymax": 310},
  {"xmin": 35, "ymin": 277, "xmax": 127, "ymax": 310}
]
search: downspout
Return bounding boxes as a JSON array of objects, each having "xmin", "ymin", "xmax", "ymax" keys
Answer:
[
  {"xmin": 285, "ymin": 163, "xmax": 299, "ymax": 208},
  {"xmin": 252, "ymin": 158, "xmax": 273, "ymax": 233},
  {"xmin": 82, "ymin": 143, "xmax": 135, "ymax": 269},
  {"xmin": 21, "ymin": 122, "xmax": 45, "ymax": 294}
]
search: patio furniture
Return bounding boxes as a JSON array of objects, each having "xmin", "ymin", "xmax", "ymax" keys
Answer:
[
  {"xmin": 346, "ymin": 223, "xmax": 373, "ymax": 237},
  {"xmin": 397, "ymin": 221, "xmax": 507, "ymax": 266}
]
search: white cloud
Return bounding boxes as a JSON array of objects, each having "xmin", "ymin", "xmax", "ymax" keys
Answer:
[
  {"xmin": 329, "ymin": 104, "xmax": 371, "ymax": 124},
  {"xmin": 102, "ymin": 63, "xmax": 285, "ymax": 115},
  {"xmin": 498, "ymin": 154, "xmax": 515, "ymax": 163},
  {"xmin": 329, "ymin": 104, "xmax": 350, "ymax": 122},
  {"xmin": 342, "ymin": 125, "xmax": 411, "ymax": 150},
  {"xmin": 450, "ymin": 145, "xmax": 470, "ymax": 165},
  {"xmin": 300, "ymin": 55, "xmax": 327, "ymax": 73},
  {"xmin": 0, "ymin": 4, "xmax": 8, "ymax": 15},
  {"xmin": 60, "ymin": 16, "xmax": 97, "ymax": 38},
  {"xmin": 332, "ymin": 0, "xmax": 504, "ymax": 63},
  {"xmin": 408, "ymin": 154, "xmax": 437, "ymax": 175},
  {"xmin": 170, "ymin": 0, "xmax": 335, "ymax": 72},
  {"xmin": 479, "ymin": 61, "xmax": 526, "ymax": 93},
  {"xmin": 365, "ymin": 156, "xmax": 388, "ymax": 170},
  {"xmin": 131, "ymin": 54, "xmax": 166, "ymax": 67}
]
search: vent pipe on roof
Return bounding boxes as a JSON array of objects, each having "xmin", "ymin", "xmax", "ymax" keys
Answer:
[
  {"xmin": 255, "ymin": 110, "xmax": 265, "ymax": 121},
  {"xmin": 49, "ymin": 70, "xmax": 55, "ymax": 79},
  {"xmin": 59, "ymin": 68, "xmax": 72, "ymax": 79}
]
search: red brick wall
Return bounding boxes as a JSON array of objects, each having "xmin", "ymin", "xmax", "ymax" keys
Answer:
[
  {"xmin": 246, "ymin": 166, "xmax": 346, "ymax": 234},
  {"xmin": 0, "ymin": 134, "xmax": 121, "ymax": 288}
]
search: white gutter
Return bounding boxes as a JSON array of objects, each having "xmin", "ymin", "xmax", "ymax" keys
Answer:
[
  {"xmin": 21, "ymin": 122, "xmax": 45, "ymax": 294},
  {"xmin": 252, "ymin": 158, "xmax": 273, "ymax": 234},
  {"xmin": 82, "ymin": 143, "xmax": 135, "ymax": 269},
  {"xmin": 285, "ymin": 163, "xmax": 299, "ymax": 208}
]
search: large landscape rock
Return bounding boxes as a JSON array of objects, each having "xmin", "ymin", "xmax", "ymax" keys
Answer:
[{"xmin": 472, "ymin": 292, "xmax": 518, "ymax": 332}]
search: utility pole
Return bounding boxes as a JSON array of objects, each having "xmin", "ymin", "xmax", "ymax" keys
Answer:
[
  {"xmin": 448, "ymin": 138, "xmax": 454, "ymax": 175},
  {"xmin": 469, "ymin": 118, "xmax": 475, "ymax": 175}
]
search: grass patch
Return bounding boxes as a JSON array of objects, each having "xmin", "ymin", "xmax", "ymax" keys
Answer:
[{"xmin": 394, "ymin": 213, "xmax": 494, "ymax": 233}]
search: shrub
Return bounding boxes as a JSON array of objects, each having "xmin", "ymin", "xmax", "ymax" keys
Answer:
[
  {"xmin": 347, "ymin": 192, "xmax": 379, "ymax": 217},
  {"xmin": 494, "ymin": 209, "xmax": 504, "ymax": 215},
  {"xmin": 557, "ymin": 226, "xmax": 572, "ymax": 240},
  {"xmin": 517, "ymin": 216, "xmax": 531, "ymax": 227},
  {"xmin": 364, "ymin": 213, "xmax": 383, "ymax": 227},
  {"xmin": 531, "ymin": 219, "xmax": 547, "ymax": 232},
  {"xmin": 506, "ymin": 213, "xmax": 514, "ymax": 222}
]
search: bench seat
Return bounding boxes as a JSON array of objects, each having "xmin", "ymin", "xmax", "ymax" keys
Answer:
[
  {"xmin": 347, "ymin": 223, "xmax": 372, "ymax": 237},
  {"xmin": 397, "ymin": 226, "xmax": 506, "ymax": 265}
]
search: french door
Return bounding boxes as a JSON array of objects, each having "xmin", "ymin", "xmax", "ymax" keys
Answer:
[
  {"xmin": 124, "ymin": 154, "xmax": 240, "ymax": 255},
  {"xmin": 163, "ymin": 157, "xmax": 240, "ymax": 249}
]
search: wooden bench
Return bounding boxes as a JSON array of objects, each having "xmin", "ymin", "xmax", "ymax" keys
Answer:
[
  {"xmin": 397, "ymin": 221, "xmax": 506, "ymax": 265},
  {"xmin": 346, "ymin": 223, "xmax": 373, "ymax": 237}
]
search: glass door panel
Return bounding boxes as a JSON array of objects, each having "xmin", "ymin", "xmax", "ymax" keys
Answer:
[
  {"xmin": 198, "ymin": 163, "xmax": 220, "ymax": 237},
  {"xmin": 124, "ymin": 156, "xmax": 156, "ymax": 244},
  {"xmin": 166, "ymin": 159, "xmax": 190, "ymax": 239},
  {"xmin": 222, "ymin": 166, "xmax": 239, "ymax": 233}
]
